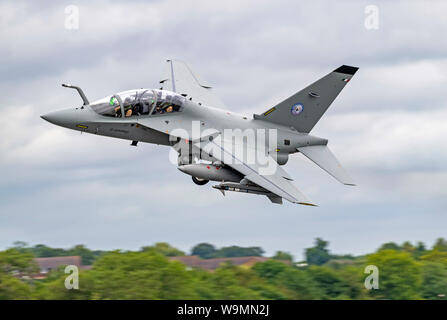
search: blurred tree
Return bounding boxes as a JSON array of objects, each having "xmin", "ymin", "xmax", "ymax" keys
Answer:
[
  {"xmin": 141, "ymin": 242, "xmax": 185, "ymax": 257},
  {"xmin": 0, "ymin": 274, "xmax": 32, "ymax": 300},
  {"xmin": 191, "ymin": 244, "xmax": 264, "ymax": 259},
  {"xmin": 305, "ymin": 238, "xmax": 331, "ymax": 265},
  {"xmin": 421, "ymin": 262, "xmax": 447, "ymax": 300},
  {"xmin": 0, "ymin": 248, "xmax": 37, "ymax": 274},
  {"xmin": 159, "ymin": 260, "xmax": 197, "ymax": 299},
  {"xmin": 433, "ymin": 238, "xmax": 447, "ymax": 252},
  {"xmin": 12, "ymin": 241, "xmax": 28, "ymax": 248},
  {"xmin": 420, "ymin": 250, "xmax": 447, "ymax": 266},
  {"xmin": 88, "ymin": 250, "xmax": 197, "ymax": 299},
  {"xmin": 330, "ymin": 254, "xmax": 355, "ymax": 260},
  {"xmin": 68, "ymin": 245, "xmax": 96, "ymax": 265},
  {"xmin": 29, "ymin": 244, "xmax": 66, "ymax": 258},
  {"xmin": 191, "ymin": 243, "xmax": 216, "ymax": 259},
  {"xmin": 32, "ymin": 267, "xmax": 94, "ymax": 300},
  {"xmin": 11, "ymin": 241, "xmax": 29, "ymax": 252},
  {"xmin": 401, "ymin": 241, "xmax": 415, "ymax": 254},
  {"xmin": 277, "ymin": 268, "xmax": 322, "ymax": 299},
  {"xmin": 414, "ymin": 242, "xmax": 427, "ymax": 259},
  {"xmin": 22, "ymin": 243, "xmax": 105, "ymax": 265},
  {"xmin": 3, "ymin": 239, "xmax": 447, "ymax": 300},
  {"xmin": 215, "ymin": 246, "xmax": 264, "ymax": 258},
  {"xmin": 247, "ymin": 282, "xmax": 288, "ymax": 300},
  {"xmin": 378, "ymin": 242, "xmax": 401, "ymax": 251},
  {"xmin": 0, "ymin": 249, "xmax": 37, "ymax": 300},
  {"xmin": 229, "ymin": 266, "xmax": 288, "ymax": 299},
  {"xmin": 335, "ymin": 266, "xmax": 368, "ymax": 299},
  {"xmin": 253, "ymin": 260, "xmax": 288, "ymax": 280},
  {"xmin": 367, "ymin": 249, "xmax": 421, "ymax": 299},
  {"xmin": 272, "ymin": 251, "xmax": 293, "ymax": 262},
  {"xmin": 209, "ymin": 264, "xmax": 262, "ymax": 299},
  {"xmin": 307, "ymin": 266, "xmax": 351, "ymax": 299},
  {"xmin": 253, "ymin": 260, "xmax": 321, "ymax": 299}
]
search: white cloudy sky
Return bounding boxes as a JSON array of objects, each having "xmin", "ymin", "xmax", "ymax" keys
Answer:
[{"xmin": 1, "ymin": 0, "xmax": 446, "ymax": 259}]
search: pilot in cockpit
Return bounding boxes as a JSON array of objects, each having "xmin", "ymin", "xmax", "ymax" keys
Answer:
[
  {"xmin": 123, "ymin": 97, "xmax": 134, "ymax": 117},
  {"xmin": 155, "ymin": 105, "xmax": 163, "ymax": 114}
]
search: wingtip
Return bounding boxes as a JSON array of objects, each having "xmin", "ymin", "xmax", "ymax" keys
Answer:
[
  {"xmin": 334, "ymin": 65, "xmax": 359, "ymax": 75},
  {"xmin": 298, "ymin": 202, "xmax": 318, "ymax": 207}
]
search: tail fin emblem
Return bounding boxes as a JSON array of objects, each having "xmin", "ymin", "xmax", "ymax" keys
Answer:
[{"xmin": 291, "ymin": 103, "xmax": 304, "ymax": 115}]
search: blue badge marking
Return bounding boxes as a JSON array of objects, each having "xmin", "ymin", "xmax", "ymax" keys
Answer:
[{"xmin": 291, "ymin": 103, "xmax": 304, "ymax": 115}]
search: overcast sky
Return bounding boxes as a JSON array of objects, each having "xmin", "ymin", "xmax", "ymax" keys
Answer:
[{"xmin": 1, "ymin": 0, "xmax": 446, "ymax": 259}]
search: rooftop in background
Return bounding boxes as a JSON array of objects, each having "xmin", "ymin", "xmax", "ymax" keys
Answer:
[
  {"xmin": 33, "ymin": 256, "xmax": 90, "ymax": 279},
  {"xmin": 35, "ymin": 256, "xmax": 82, "ymax": 272}
]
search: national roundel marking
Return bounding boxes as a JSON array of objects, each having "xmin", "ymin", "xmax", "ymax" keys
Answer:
[{"xmin": 291, "ymin": 103, "xmax": 304, "ymax": 116}]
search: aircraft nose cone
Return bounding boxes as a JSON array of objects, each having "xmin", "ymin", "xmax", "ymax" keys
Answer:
[
  {"xmin": 40, "ymin": 108, "xmax": 82, "ymax": 129},
  {"xmin": 40, "ymin": 110, "xmax": 64, "ymax": 125},
  {"xmin": 41, "ymin": 107, "xmax": 94, "ymax": 130},
  {"xmin": 40, "ymin": 113, "xmax": 52, "ymax": 122}
]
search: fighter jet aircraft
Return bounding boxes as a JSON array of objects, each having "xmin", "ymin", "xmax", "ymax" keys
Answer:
[{"xmin": 41, "ymin": 60, "xmax": 358, "ymax": 206}]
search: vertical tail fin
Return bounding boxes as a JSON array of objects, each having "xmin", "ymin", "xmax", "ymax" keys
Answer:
[{"xmin": 254, "ymin": 65, "xmax": 358, "ymax": 133}]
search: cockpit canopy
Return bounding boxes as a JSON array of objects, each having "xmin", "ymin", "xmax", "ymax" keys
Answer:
[{"xmin": 90, "ymin": 89, "xmax": 185, "ymax": 118}]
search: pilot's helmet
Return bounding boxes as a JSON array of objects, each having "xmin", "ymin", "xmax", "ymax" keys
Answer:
[{"xmin": 124, "ymin": 97, "xmax": 132, "ymax": 105}]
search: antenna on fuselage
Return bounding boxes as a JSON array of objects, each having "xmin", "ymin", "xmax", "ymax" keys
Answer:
[{"xmin": 62, "ymin": 83, "xmax": 89, "ymax": 105}]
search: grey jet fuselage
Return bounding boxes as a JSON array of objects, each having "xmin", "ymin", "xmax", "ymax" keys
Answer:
[{"xmin": 42, "ymin": 90, "xmax": 326, "ymax": 159}]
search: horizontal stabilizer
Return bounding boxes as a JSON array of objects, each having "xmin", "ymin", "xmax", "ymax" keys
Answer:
[{"xmin": 297, "ymin": 145, "xmax": 355, "ymax": 186}]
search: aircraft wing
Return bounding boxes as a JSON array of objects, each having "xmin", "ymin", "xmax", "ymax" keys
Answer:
[
  {"xmin": 197, "ymin": 135, "xmax": 316, "ymax": 206},
  {"xmin": 135, "ymin": 115, "xmax": 219, "ymax": 141},
  {"xmin": 159, "ymin": 59, "xmax": 227, "ymax": 109}
]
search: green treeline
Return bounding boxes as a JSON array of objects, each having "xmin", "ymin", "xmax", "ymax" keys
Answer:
[
  {"xmin": 191, "ymin": 243, "xmax": 264, "ymax": 259},
  {"xmin": 1, "ymin": 238, "xmax": 447, "ymax": 300}
]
